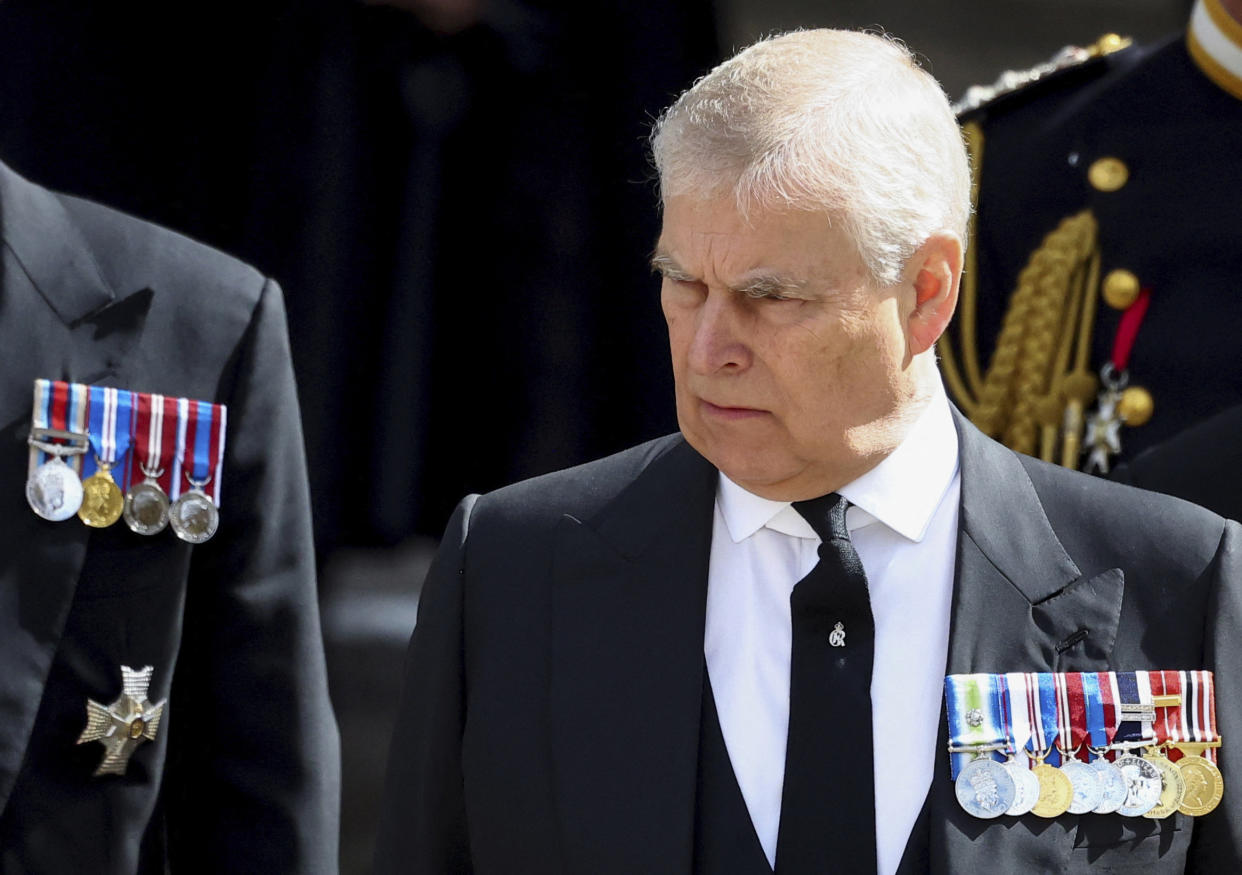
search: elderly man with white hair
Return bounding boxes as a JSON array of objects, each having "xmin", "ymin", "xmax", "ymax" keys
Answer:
[{"xmin": 375, "ymin": 29, "xmax": 1242, "ymax": 875}]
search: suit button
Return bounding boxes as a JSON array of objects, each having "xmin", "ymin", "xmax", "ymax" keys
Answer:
[
  {"xmin": 1102, "ymin": 269, "xmax": 1141, "ymax": 309},
  {"xmin": 1088, "ymin": 156, "xmax": 1129, "ymax": 192}
]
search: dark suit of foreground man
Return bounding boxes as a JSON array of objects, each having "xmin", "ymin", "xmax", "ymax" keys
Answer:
[
  {"xmin": 0, "ymin": 160, "xmax": 339, "ymax": 872},
  {"xmin": 376, "ymin": 30, "xmax": 1242, "ymax": 874}
]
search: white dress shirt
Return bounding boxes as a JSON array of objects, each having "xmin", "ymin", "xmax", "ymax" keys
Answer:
[{"xmin": 703, "ymin": 386, "xmax": 960, "ymax": 873}]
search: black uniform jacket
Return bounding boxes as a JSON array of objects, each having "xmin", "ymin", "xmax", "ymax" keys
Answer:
[
  {"xmin": 969, "ymin": 34, "xmax": 1242, "ymax": 459},
  {"xmin": 375, "ymin": 408, "xmax": 1242, "ymax": 873},
  {"xmin": 0, "ymin": 161, "xmax": 340, "ymax": 872}
]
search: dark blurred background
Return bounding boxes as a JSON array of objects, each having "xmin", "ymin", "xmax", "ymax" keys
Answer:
[{"xmin": 0, "ymin": 0, "xmax": 1193, "ymax": 869}]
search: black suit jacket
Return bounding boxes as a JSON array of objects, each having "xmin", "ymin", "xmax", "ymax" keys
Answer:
[
  {"xmin": 0, "ymin": 161, "xmax": 340, "ymax": 872},
  {"xmin": 376, "ymin": 408, "xmax": 1242, "ymax": 873}
]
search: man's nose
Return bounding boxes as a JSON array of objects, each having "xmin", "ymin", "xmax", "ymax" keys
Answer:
[{"xmin": 687, "ymin": 291, "xmax": 752, "ymax": 375}]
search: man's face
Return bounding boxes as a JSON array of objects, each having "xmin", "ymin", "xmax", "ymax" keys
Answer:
[{"xmin": 656, "ymin": 195, "xmax": 915, "ymax": 500}]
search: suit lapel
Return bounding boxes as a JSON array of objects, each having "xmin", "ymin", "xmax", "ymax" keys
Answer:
[
  {"xmin": 946, "ymin": 408, "xmax": 1125, "ymax": 674},
  {"xmin": 921, "ymin": 410, "xmax": 1127, "ymax": 871},
  {"xmin": 550, "ymin": 437, "xmax": 716, "ymax": 874},
  {"xmin": 0, "ymin": 162, "xmax": 152, "ymax": 812}
]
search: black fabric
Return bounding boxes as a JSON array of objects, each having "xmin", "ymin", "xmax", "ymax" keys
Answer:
[
  {"xmin": 775, "ymin": 495, "xmax": 876, "ymax": 874},
  {"xmin": 0, "ymin": 160, "xmax": 339, "ymax": 872},
  {"xmin": 1111, "ymin": 402, "xmax": 1242, "ymax": 522},
  {"xmin": 377, "ymin": 421, "xmax": 1242, "ymax": 872},
  {"xmin": 694, "ymin": 671, "xmax": 772, "ymax": 874}
]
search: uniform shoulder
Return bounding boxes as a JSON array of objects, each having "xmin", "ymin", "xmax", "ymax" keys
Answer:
[{"xmin": 956, "ymin": 33, "xmax": 1140, "ymax": 123}]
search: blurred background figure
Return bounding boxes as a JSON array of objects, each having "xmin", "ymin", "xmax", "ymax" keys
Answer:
[{"xmin": 0, "ymin": 1, "xmax": 1207, "ymax": 869}]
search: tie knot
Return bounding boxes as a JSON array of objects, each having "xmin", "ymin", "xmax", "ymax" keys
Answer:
[{"xmin": 792, "ymin": 492, "xmax": 850, "ymax": 544}]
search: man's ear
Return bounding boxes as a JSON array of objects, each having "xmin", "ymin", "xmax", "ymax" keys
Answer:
[{"xmin": 904, "ymin": 232, "xmax": 963, "ymax": 356}]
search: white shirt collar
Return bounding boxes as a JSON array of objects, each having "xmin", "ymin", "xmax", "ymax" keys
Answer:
[{"xmin": 717, "ymin": 381, "xmax": 960, "ymax": 544}]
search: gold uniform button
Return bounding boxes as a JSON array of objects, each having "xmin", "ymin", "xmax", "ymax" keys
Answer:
[
  {"xmin": 1103, "ymin": 269, "xmax": 1141, "ymax": 309},
  {"xmin": 1118, "ymin": 386, "xmax": 1154, "ymax": 427},
  {"xmin": 1088, "ymin": 156, "xmax": 1129, "ymax": 192}
]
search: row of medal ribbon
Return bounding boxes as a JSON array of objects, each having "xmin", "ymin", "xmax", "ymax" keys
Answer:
[
  {"xmin": 25, "ymin": 379, "xmax": 227, "ymax": 544},
  {"xmin": 946, "ymin": 670, "xmax": 1221, "ymax": 821}
]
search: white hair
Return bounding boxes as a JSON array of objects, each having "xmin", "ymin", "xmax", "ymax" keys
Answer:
[{"xmin": 650, "ymin": 29, "xmax": 970, "ymax": 286}]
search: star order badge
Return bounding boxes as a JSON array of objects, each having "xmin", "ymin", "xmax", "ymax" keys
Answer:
[{"xmin": 76, "ymin": 666, "xmax": 166, "ymax": 776}]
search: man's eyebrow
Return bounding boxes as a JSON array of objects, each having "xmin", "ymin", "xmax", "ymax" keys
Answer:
[
  {"xmin": 732, "ymin": 273, "xmax": 806, "ymax": 298},
  {"xmin": 650, "ymin": 252, "xmax": 696, "ymax": 281}
]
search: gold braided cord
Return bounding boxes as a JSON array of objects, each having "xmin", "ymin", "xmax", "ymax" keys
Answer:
[
  {"xmin": 968, "ymin": 210, "xmax": 1099, "ymax": 462},
  {"xmin": 958, "ymin": 121, "xmax": 986, "ymax": 399},
  {"xmin": 937, "ymin": 121, "xmax": 986, "ymax": 417}
]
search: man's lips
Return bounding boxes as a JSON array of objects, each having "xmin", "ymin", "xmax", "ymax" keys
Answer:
[{"xmin": 698, "ymin": 399, "xmax": 769, "ymax": 420}]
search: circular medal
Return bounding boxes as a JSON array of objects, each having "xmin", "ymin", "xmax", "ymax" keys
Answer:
[
  {"xmin": 78, "ymin": 467, "xmax": 124, "ymax": 528},
  {"xmin": 1142, "ymin": 754, "xmax": 1186, "ymax": 819},
  {"xmin": 1030, "ymin": 762, "xmax": 1074, "ymax": 818},
  {"xmin": 1090, "ymin": 758, "xmax": 1130, "ymax": 814},
  {"xmin": 1115, "ymin": 753, "xmax": 1162, "ymax": 816},
  {"xmin": 1003, "ymin": 759, "xmax": 1040, "ymax": 816},
  {"xmin": 124, "ymin": 479, "xmax": 170, "ymax": 536},
  {"xmin": 955, "ymin": 757, "xmax": 1017, "ymax": 819},
  {"xmin": 26, "ymin": 456, "xmax": 84, "ymax": 521},
  {"xmin": 169, "ymin": 489, "xmax": 219, "ymax": 544},
  {"xmin": 1060, "ymin": 759, "xmax": 1104, "ymax": 815},
  {"xmin": 1176, "ymin": 755, "xmax": 1224, "ymax": 816}
]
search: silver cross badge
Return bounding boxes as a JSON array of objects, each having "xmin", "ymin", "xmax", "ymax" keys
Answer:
[{"xmin": 76, "ymin": 665, "xmax": 166, "ymax": 776}]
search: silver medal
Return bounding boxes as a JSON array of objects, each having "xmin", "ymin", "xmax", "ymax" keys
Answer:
[
  {"xmin": 1002, "ymin": 759, "xmax": 1040, "ymax": 816},
  {"xmin": 955, "ymin": 756, "xmax": 1017, "ymax": 819},
  {"xmin": 1061, "ymin": 758, "xmax": 1104, "ymax": 814},
  {"xmin": 1115, "ymin": 753, "xmax": 1162, "ymax": 816},
  {"xmin": 124, "ymin": 478, "xmax": 170, "ymax": 536},
  {"xmin": 1090, "ymin": 757, "xmax": 1131, "ymax": 814},
  {"xmin": 26, "ymin": 456, "xmax": 84, "ymax": 521},
  {"xmin": 169, "ymin": 488, "xmax": 219, "ymax": 544}
]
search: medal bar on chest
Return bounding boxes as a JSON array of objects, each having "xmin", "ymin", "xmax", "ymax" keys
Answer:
[
  {"xmin": 124, "ymin": 392, "xmax": 172, "ymax": 535},
  {"xmin": 1054, "ymin": 672, "xmax": 1104, "ymax": 814},
  {"xmin": 1162, "ymin": 669, "xmax": 1224, "ymax": 816},
  {"xmin": 78, "ymin": 386, "xmax": 134, "ymax": 529},
  {"xmin": 168, "ymin": 398, "xmax": 224, "ymax": 544},
  {"xmin": 1081, "ymin": 672, "xmax": 1128, "ymax": 813},
  {"xmin": 1109, "ymin": 671, "xmax": 1164, "ymax": 816},
  {"xmin": 999, "ymin": 673, "xmax": 1040, "ymax": 815},
  {"xmin": 946, "ymin": 673, "xmax": 1018, "ymax": 818},
  {"xmin": 1024, "ymin": 673, "xmax": 1074, "ymax": 817},
  {"xmin": 26, "ymin": 380, "xmax": 90, "ymax": 521}
]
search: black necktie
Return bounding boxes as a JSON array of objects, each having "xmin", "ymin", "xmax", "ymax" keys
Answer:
[{"xmin": 775, "ymin": 493, "xmax": 876, "ymax": 875}]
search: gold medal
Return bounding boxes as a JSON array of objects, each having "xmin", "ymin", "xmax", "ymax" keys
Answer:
[
  {"xmin": 1030, "ymin": 761, "xmax": 1073, "ymax": 817},
  {"xmin": 1175, "ymin": 744, "xmax": 1225, "ymax": 816},
  {"xmin": 1142, "ymin": 750, "xmax": 1186, "ymax": 819},
  {"xmin": 78, "ymin": 462, "xmax": 124, "ymax": 528}
]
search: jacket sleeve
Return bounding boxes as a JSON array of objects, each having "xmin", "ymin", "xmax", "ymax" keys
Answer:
[
  {"xmin": 374, "ymin": 494, "xmax": 477, "ymax": 874},
  {"xmin": 165, "ymin": 279, "xmax": 341, "ymax": 873},
  {"xmin": 1189, "ymin": 519, "xmax": 1242, "ymax": 870}
]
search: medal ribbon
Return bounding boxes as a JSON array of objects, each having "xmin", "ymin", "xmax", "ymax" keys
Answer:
[
  {"xmin": 946, "ymin": 674, "xmax": 1006, "ymax": 779},
  {"xmin": 30, "ymin": 380, "xmax": 54, "ymax": 472},
  {"xmin": 171, "ymin": 397, "xmax": 190, "ymax": 500},
  {"xmin": 1004, "ymin": 673, "xmax": 1034, "ymax": 765},
  {"xmin": 1115, "ymin": 671, "xmax": 1156, "ymax": 746},
  {"xmin": 66, "ymin": 383, "xmax": 89, "ymax": 475},
  {"xmin": 133, "ymin": 392, "xmax": 165, "ymax": 479},
  {"xmin": 1188, "ymin": 670, "xmax": 1220, "ymax": 764},
  {"xmin": 84, "ymin": 386, "xmax": 134, "ymax": 487},
  {"xmin": 1082, "ymin": 672, "xmax": 1115, "ymax": 761},
  {"xmin": 1026, "ymin": 673, "xmax": 1061, "ymax": 765},
  {"xmin": 1063, "ymin": 672, "xmax": 1091, "ymax": 759},
  {"xmin": 1149, "ymin": 670, "xmax": 1173, "ymax": 748}
]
